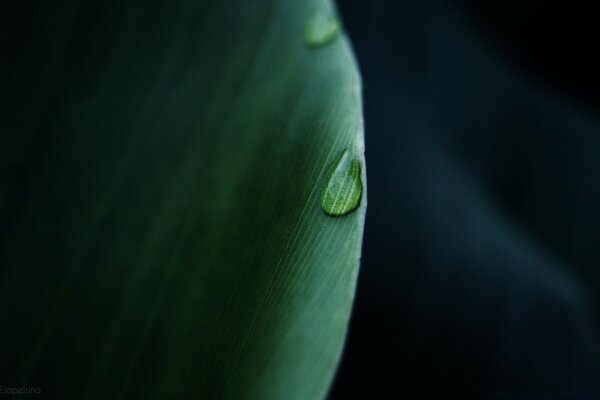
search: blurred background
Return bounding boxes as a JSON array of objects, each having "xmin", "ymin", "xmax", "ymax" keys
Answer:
[{"xmin": 330, "ymin": 0, "xmax": 600, "ymax": 397}]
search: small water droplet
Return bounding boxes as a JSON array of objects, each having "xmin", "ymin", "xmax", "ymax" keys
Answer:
[
  {"xmin": 320, "ymin": 149, "xmax": 363, "ymax": 217},
  {"xmin": 304, "ymin": 12, "xmax": 341, "ymax": 48}
]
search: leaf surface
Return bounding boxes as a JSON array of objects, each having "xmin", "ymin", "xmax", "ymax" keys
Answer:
[{"xmin": 0, "ymin": 0, "xmax": 365, "ymax": 399}]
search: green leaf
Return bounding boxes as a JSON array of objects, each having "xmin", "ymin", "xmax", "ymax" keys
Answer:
[{"xmin": 0, "ymin": 0, "xmax": 365, "ymax": 399}]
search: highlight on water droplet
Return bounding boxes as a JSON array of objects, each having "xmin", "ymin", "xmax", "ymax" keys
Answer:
[
  {"xmin": 303, "ymin": 12, "xmax": 341, "ymax": 48},
  {"xmin": 320, "ymin": 149, "xmax": 363, "ymax": 217}
]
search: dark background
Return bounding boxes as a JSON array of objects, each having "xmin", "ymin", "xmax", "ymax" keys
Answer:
[{"xmin": 330, "ymin": 0, "xmax": 600, "ymax": 397}]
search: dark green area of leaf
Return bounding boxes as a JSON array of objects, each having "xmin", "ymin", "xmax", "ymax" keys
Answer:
[{"xmin": 0, "ymin": 0, "xmax": 365, "ymax": 399}]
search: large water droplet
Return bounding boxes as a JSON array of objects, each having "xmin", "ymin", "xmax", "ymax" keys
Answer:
[
  {"xmin": 320, "ymin": 149, "xmax": 362, "ymax": 217},
  {"xmin": 304, "ymin": 12, "xmax": 341, "ymax": 48}
]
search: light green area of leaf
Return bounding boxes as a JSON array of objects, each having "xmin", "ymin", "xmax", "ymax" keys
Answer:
[{"xmin": 0, "ymin": 0, "xmax": 365, "ymax": 399}]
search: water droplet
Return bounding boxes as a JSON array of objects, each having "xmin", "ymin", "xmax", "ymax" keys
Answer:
[
  {"xmin": 304, "ymin": 12, "xmax": 341, "ymax": 48},
  {"xmin": 320, "ymin": 149, "xmax": 362, "ymax": 216}
]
